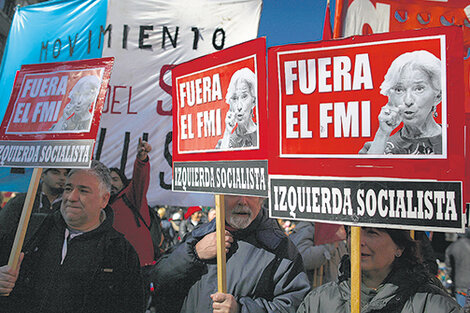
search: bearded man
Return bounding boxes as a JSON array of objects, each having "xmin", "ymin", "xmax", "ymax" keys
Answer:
[{"xmin": 150, "ymin": 195, "xmax": 310, "ymax": 313}]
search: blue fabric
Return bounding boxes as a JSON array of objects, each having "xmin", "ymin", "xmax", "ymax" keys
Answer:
[
  {"xmin": 0, "ymin": 0, "xmax": 107, "ymax": 119},
  {"xmin": 0, "ymin": 0, "xmax": 107, "ymax": 192}
]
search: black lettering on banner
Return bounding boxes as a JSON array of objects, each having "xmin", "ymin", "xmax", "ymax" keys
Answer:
[
  {"xmin": 68, "ymin": 34, "xmax": 78, "ymax": 56},
  {"xmin": 191, "ymin": 27, "xmax": 200, "ymax": 50},
  {"xmin": 87, "ymin": 29, "xmax": 92, "ymax": 54},
  {"xmin": 120, "ymin": 131, "xmax": 131, "ymax": 172},
  {"xmin": 94, "ymin": 127, "xmax": 107, "ymax": 161},
  {"xmin": 37, "ymin": 25, "xmax": 230, "ymax": 61},
  {"xmin": 53, "ymin": 39, "xmax": 61, "ymax": 58},
  {"xmin": 212, "ymin": 28, "xmax": 225, "ymax": 50},
  {"xmin": 99, "ymin": 24, "xmax": 112, "ymax": 49},
  {"xmin": 139, "ymin": 25, "xmax": 153, "ymax": 49},
  {"xmin": 123, "ymin": 24, "xmax": 130, "ymax": 49},
  {"xmin": 159, "ymin": 131, "xmax": 172, "ymax": 190},
  {"xmin": 40, "ymin": 41, "xmax": 48, "ymax": 62},
  {"xmin": 162, "ymin": 26, "xmax": 179, "ymax": 49}
]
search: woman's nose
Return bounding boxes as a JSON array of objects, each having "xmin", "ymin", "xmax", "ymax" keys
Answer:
[{"xmin": 403, "ymin": 90, "xmax": 414, "ymax": 107}]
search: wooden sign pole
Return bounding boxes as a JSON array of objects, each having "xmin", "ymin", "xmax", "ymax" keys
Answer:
[
  {"xmin": 8, "ymin": 168, "xmax": 43, "ymax": 270},
  {"xmin": 351, "ymin": 226, "xmax": 361, "ymax": 313},
  {"xmin": 215, "ymin": 194, "xmax": 227, "ymax": 293}
]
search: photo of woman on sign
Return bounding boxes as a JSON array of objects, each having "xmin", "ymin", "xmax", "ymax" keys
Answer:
[
  {"xmin": 216, "ymin": 67, "xmax": 258, "ymax": 149},
  {"xmin": 50, "ymin": 75, "xmax": 101, "ymax": 132},
  {"xmin": 360, "ymin": 50, "xmax": 443, "ymax": 155}
]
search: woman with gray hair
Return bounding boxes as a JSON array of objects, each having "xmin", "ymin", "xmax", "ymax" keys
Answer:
[
  {"xmin": 360, "ymin": 50, "xmax": 443, "ymax": 155},
  {"xmin": 216, "ymin": 67, "xmax": 258, "ymax": 149},
  {"xmin": 50, "ymin": 75, "xmax": 101, "ymax": 131}
]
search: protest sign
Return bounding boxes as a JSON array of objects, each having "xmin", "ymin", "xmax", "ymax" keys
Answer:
[
  {"xmin": 337, "ymin": 0, "xmax": 470, "ymax": 113},
  {"xmin": 270, "ymin": 175, "xmax": 463, "ymax": 232},
  {"xmin": 0, "ymin": 0, "xmax": 262, "ymax": 207},
  {"xmin": 268, "ymin": 27, "xmax": 465, "ymax": 232},
  {"xmin": 172, "ymin": 38, "xmax": 268, "ymax": 196},
  {"xmin": 0, "ymin": 58, "xmax": 114, "ymax": 168}
]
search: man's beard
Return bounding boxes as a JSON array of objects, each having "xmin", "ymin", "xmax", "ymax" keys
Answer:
[{"xmin": 227, "ymin": 204, "xmax": 253, "ymax": 230}]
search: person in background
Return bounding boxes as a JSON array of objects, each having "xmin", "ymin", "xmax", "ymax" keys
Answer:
[
  {"xmin": 157, "ymin": 207, "xmax": 177, "ymax": 253},
  {"xmin": 207, "ymin": 208, "xmax": 216, "ymax": 222},
  {"xmin": 178, "ymin": 206, "xmax": 204, "ymax": 240},
  {"xmin": 170, "ymin": 211, "xmax": 183, "ymax": 241},
  {"xmin": 0, "ymin": 160, "xmax": 144, "ymax": 313},
  {"xmin": 445, "ymin": 228, "xmax": 470, "ymax": 307},
  {"xmin": 297, "ymin": 227, "xmax": 461, "ymax": 313},
  {"xmin": 0, "ymin": 168, "xmax": 69, "ymax": 233},
  {"xmin": 464, "ymin": 286, "xmax": 470, "ymax": 313},
  {"xmin": 290, "ymin": 222, "xmax": 347, "ymax": 286},
  {"xmin": 108, "ymin": 137, "xmax": 154, "ymax": 265},
  {"xmin": 150, "ymin": 195, "xmax": 310, "ymax": 313}
]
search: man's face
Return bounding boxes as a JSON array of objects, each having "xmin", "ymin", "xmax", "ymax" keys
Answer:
[
  {"xmin": 60, "ymin": 171, "xmax": 110, "ymax": 231},
  {"xmin": 41, "ymin": 168, "xmax": 68, "ymax": 191},
  {"xmin": 110, "ymin": 171, "xmax": 124, "ymax": 196},
  {"xmin": 224, "ymin": 195, "xmax": 263, "ymax": 230}
]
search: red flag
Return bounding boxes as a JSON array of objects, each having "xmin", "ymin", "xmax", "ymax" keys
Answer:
[
  {"xmin": 323, "ymin": 1, "xmax": 333, "ymax": 40},
  {"xmin": 314, "ymin": 222, "xmax": 346, "ymax": 245}
]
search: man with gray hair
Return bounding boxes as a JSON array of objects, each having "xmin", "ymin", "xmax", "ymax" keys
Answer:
[
  {"xmin": 0, "ymin": 160, "xmax": 144, "ymax": 313},
  {"xmin": 151, "ymin": 195, "xmax": 310, "ymax": 313}
]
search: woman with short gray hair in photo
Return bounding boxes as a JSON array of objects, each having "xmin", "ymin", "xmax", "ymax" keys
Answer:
[{"xmin": 360, "ymin": 50, "xmax": 443, "ymax": 155}]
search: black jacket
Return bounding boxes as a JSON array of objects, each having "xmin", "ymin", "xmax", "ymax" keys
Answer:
[
  {"xmin": 0, "ymin": 206, "xmax": 145, "ymax": 313},
  {"xmin": 151, "ymin": 208, "xmax": 310, "ymax": 313}
]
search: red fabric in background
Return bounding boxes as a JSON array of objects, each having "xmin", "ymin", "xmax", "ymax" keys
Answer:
[
  {"xmin": 314, "ymin": 222, "xmax": 346, "ymax": 245},
  {"xmin": 323, "ymin": 3, "xmax": 333, "ymax": 40}
]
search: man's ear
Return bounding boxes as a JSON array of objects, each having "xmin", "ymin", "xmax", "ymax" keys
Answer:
[{"xmin": 101, "ymin": 192, "xmax": 110, "ymax": 209}]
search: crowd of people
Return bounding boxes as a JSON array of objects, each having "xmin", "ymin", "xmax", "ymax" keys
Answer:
[{"xmin": 0, "ymin": 139, "xmax": 469, "ymax": 312}]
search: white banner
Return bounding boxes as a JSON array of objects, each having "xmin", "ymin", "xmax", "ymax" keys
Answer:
[{"xmin": 99, "ymin": 0, "xmax": 262, "ymax": 207}]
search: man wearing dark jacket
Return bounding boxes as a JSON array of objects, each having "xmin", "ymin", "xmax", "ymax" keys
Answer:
[
  {"xmin": 0, "ymin": 168, "xmax": 68, "ymax": 227},
  {"xmin": 150, "ymin": 195, "xmax": 310, "ymax": 313},
  {"xmin": 0, "ymin": 161, "xmax": 144, "ymax": 313}
]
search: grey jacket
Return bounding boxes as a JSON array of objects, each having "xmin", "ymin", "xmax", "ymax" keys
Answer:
[
  {"xmin": 151, "ymin": 208, "xmax": 311, "ymax": 313},
  {"xmin": 445, "ymin": 229, "xmax": 470, "ymax": 293},
  {"xmin": 297, "ymin": 256, "xmax": 462, "ymax": 313},
  {"xmin": 290, "ymin": 222, "xmax": 347, "ymax": 285}
]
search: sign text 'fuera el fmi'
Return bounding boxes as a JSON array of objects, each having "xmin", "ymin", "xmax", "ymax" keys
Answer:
[
  {"xmin": 172, "ymin": 38, "xmax": 268, "ymax": 196},
  {"xmin": 0, "ymin": 58, "xmax": 114, "ymax": 168},
  {"xmin": 268, "ymin": 27, "xmax": 466, "ymax": 232}
]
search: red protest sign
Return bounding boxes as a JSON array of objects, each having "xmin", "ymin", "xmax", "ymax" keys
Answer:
[
  {"xmin": 268, "ymin": 27, "xmax": 465, "ymax": 179},
  {"xmin": 0, "ymin": 58, "xmax": 114, "ymax": 168},
  {"xmin": 337, "ymin": 0, "xmax": 470, "ymax": 113},
  {"xmin": 172, "ymin": 38, "xmax": 268, "ymax": 196},
  {"xmin": 176, "ymin": 57, "xmax": 258, "ymax": 153},
  {"xmin": 268, "ymin": 27, "xmax": 465, "ymax": 232}
]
